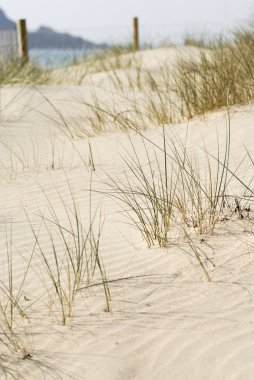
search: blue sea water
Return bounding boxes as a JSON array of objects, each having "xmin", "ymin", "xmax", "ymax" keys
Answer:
[{"xmin": 29, "ymin": 48, "xmax": 95, "ymax": 68}]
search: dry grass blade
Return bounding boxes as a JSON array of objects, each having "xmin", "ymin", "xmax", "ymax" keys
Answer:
[{"xmin": 27, "ymin": 176, "xmax": 110, "ymax": 323}]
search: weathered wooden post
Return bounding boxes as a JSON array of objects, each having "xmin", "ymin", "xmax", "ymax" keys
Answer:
[
  {"xmin": 133, "ymin": 17, "xmax": 139, "ymax": 51},
  {"xmin": 17, "ymin": 19, "xmax": 29, "ymax": 63}
]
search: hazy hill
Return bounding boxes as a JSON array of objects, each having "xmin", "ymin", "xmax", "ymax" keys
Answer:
[
  {"xmin": 0, "ymin": 9, "xmax": 106, "ymax": 50},
  {"xmin": 28, "ymin": 26, "xmax": 106, "ymax": 49},
  {"xmin": 0, "ymin": 9, "xmax": 16, "ymax": 29}
]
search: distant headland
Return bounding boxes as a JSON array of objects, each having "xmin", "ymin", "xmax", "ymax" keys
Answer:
[{"xmin": 0, "ymin": 9, "xmax": 107, "ymax": 50}]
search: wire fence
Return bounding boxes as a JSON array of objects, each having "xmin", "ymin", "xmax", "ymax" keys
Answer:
[
  {"xmin": 28, "ymin": 20, "xmax": 244, "ymax": 68},
  {"xmin": 0, "ymin": 18, "xmax": 249, "ymax": 67},
  {"xmin": 0, "ymin": 28, "xmax": 18, "ymax": 62},
  {"xmin": 57, "ymin": 19, "xmax": 247, "ymax": 46}
]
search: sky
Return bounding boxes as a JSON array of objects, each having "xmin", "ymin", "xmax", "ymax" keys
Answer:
[{"xmin": 1, "ymin": 0, "xmax": 254, "ymax": 44}]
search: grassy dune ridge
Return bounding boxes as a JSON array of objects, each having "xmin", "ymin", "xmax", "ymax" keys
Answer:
[{"xmin": 0, "ymin": 25, "xmax": 254, "ymax": 379}]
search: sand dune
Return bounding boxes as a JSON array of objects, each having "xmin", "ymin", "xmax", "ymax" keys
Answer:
[{"xmin": 0, "ymin": 48, "xmax": 254, "ymax": 379}]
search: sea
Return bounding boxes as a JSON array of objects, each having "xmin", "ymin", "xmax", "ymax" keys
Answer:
[{"xmin": 29, "ymin": 48, "xmax": 97, "ymax": 68}]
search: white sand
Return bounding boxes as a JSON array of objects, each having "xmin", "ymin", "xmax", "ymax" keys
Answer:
[{"xmin": 0, "ymin": 48, "xmax": 254, "ymax": 379}]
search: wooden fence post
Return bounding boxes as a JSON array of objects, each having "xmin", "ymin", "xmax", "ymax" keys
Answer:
[
  {"xmin": 17, "ymin": 19, "xmax": 29, "ymax": 63},
  {"xmin": 133, "ymin": 17, "xmax": 139, "ymax": 51}
]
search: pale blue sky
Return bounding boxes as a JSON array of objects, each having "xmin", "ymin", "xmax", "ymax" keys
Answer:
[{"xmin": 1, "ymin": 0, "xmax": 253, "ymax": 44}]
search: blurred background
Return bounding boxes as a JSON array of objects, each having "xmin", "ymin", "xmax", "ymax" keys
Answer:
[{"xmin": 0, "ymin": 0, "xmax": 253, "ymax": 67}]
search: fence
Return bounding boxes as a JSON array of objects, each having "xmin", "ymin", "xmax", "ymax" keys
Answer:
[
  {"xmin": 0, "ymin": 28, "xmax": 18, "ymax": 62},
  {"xmin": 0, "ymin": 19, "xmax": 28, "ymax": 63},
  {"xmin": 0, "ymin": 16, "xmax": 248, "ymax": 67},
  {"xmin": 29, "ymin": 18, "xmax": 237, "ymax": 68},
  {"xmin": 58, "ymin": 18, "xmax": 245, "ymax": 47}
]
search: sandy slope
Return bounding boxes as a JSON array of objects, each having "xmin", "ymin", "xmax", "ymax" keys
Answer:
[{"xmin": 0, "ymin": 48, "xmax": 254, "ymax": 379}]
